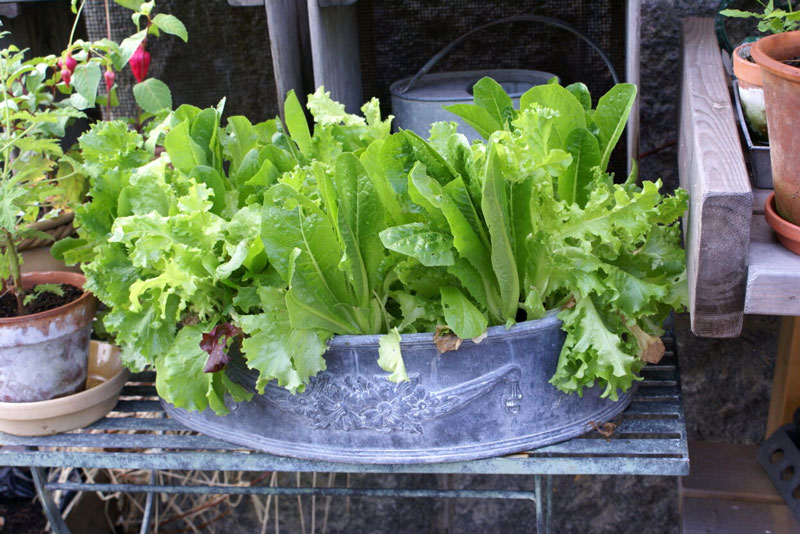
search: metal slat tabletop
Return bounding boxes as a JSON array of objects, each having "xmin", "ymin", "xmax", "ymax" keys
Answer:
[{"xmin": 0, "ymin": 337, "xmax": 688, "ymax": 477}]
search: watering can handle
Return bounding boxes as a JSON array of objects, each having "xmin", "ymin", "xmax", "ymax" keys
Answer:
[{"xmin": 398, "ymin": 14, "xmax": 620, "ymax": 94}]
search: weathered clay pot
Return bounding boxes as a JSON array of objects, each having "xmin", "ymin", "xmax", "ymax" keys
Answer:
[
  {"xmin": 752, "ymin": 31, "xmax": 800, "ymax": 226},
  {"xmin": 0, "ymin": 341, "xmax": 128, "ymax": 435},
  {"xmin": 733, "ymin": 42, "xmax": 768, "ymax": 141},
  {"xmin": 0, "ymin": 272, "xmax": 97, "ymax": 402}
]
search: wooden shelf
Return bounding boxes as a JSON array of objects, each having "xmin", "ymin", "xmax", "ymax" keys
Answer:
[
  {"xmin": 680, "ymin": 441, "xmax": 799, "ymax": 534},
  {"xmin": 679, "ymin": 18, "xmax": 800, "ymax": 338}
]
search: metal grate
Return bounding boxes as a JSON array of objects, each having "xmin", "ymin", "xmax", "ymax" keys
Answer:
[{"xmin": 0, "ymin": 337, "xmax": 688, "ymax": 477}]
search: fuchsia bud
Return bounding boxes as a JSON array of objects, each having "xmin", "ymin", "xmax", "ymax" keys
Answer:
[
  {"xmin": 104, "ymin": 69, "xmax": 116, "ymax": 92},
  {"xmin": 60, "ymin": 68, "xmax": 72, "ymax": 86},
  {"xmin": 57, "ymin": 53, "xmax": 77, "ymax": 74},
  {"xmin": 129, "ymin": 44, "xmax": 150, "ymax": 83}
]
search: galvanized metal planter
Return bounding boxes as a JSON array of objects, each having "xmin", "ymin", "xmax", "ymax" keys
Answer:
[{"xmin": 162, "ymin": 312, "xmax": 635, "ymax": 464}]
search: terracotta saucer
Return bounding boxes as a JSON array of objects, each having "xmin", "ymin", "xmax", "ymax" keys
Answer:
[
  {"xmin": 0, "ymin": 341, "xmax": 129, "ymax": 436},
  {"xmin": 765, "ymin": 192, "xmax": 800, "ymax": 256}
]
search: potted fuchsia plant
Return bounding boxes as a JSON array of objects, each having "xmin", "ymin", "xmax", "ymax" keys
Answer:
[{"xmin": 0, "ymin": 0, "xmax": 185, "ymax": 405}]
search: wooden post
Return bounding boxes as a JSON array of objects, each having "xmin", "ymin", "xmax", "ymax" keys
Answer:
[
  {"xmin": 265, "ymin": 0, "xmax": 311, "ymax": 119},
  {"xmin": 678, "ymin": 18, "xmax": 752, "ymax": 337},
  {"xmin": 766, "ymin": 316, "xmax": 800, "ymax": 437},
  {"xmin": 625, "ymin": 0, "xmax": 641, "ymax": 174},
  {"xmin": 306, "ymin": 0, "xmax": 364, "ymax": 114}
]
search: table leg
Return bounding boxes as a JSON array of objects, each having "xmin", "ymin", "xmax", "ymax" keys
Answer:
[
  {"xmin": 535, "ymin": 475, "xmax": 543, "ymax": 534},
  {"xmin": 545, "ymin": 475, "xmax": 553, "ymax": 534},
  {"xmin": 139, "ymin": 471, "xmax": 156, "ymax": 534},
  {"xmin": 766, "ymin": 316, "xmax": 800, "ymax": 437},
  {"xmin": 31, "ymin": 466, "xmax": 70, "ymax": 534}
]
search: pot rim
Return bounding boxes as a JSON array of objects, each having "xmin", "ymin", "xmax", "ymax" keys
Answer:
[
  {"xmin": 329, "ymin": 309, "xmax": 562, "ymax": 348},
  {"xmin": 751, "ymin": 31, "xmax": 800, "ymax": 83},
  {"xmin": 0, "ymin": 271, "xmax": 93, "ymax": 325},
  {"xmin": 733, "ymin": 42, "xmax": 763, "ymax": 87},
  {"xmin": 765, "ymin": 192, "xmax": 800, "ymax": 244}
]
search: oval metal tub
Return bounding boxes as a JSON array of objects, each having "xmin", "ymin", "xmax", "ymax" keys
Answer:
[{"xmin": 162, "ymin": 312, "xmax": 635, "ymax": 464}]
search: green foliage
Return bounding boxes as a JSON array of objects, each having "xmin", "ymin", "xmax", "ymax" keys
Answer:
[
  {"xmin": 132, "ymin": 78, "xmax": 172, "ymax": 113},
  {"xmin": 69, "ymin": 91, "xmax": 397, "ymax": 413},
  {"xmin": 72, "ymin": 78, "xmax": 687, "ymax": 413},
  {"xmin": 22, "ymin": 283, "xmax": 64, "ymax": 306},
  {"xmin": 721, "ymin": 1, "xmax": 800, "ymax": 34}
]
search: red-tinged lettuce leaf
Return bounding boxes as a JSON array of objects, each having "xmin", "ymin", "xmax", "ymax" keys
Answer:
[
  {"xmin": 200, "ymin": 323, "xmax": 243, "ymax": 373},
  {"xmin": 155, "ymin": 325, "xmax": 252, "ymax": 415}
]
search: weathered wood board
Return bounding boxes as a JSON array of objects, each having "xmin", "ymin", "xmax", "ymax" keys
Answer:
[
  {"xmin": 682, "ymin": 498, "xmax": 799, "ymax": 534},
  {"xmin": 306, "ymin": 0, "xmax": 363, "ymax": 113},
  {"xmin": 766, "ymin": 316, "xmax": 800, "ymax": 437},
  {"xmin": 678, "ymin": 18, "xmax": 753, "ymax": 337},
  {"xmin": 265, "ymin": 0, "xmax": 311, "ymax": 119},
  {"xmin": 680, "ymin": 441, "xmax": 783, "ymax": 504},
  {"xmin": 746, "ymin": 216, "xmax": 800, "ymax": 316}
]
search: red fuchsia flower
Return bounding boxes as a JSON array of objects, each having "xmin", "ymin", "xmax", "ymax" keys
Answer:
[
  {"xmin": 129, "ymin": 44, "xmax": 150, "ymax": 83},
  {"xmin": 57, "ymin": 53, "xmax": 77, "ymax": 74},
  {"xmin": 104, "ymin": 69, "xmax": 115, "ymax": 92},
  {"xmin": 57, "ymin": 53, "xmax": 77, "ymax": 86}
]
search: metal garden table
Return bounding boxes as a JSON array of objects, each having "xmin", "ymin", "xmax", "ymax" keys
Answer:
[{"xmin": 0, "ymin": 335, "xmax": 687, "ymax": 534}]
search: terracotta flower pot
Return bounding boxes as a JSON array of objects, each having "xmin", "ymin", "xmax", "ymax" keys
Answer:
[
  {"xmin": 751, "ymin": 31, "xmax": 800, "ymax": 226},
  {"xmin": 0, "ymin": 341, "xmax": 129, "ymax": 436},
  {"xmin": 765, "ymin": 193, "xmax": 800, "ymax": 256},
  {"xmin": 733, "ymin": 42, "xmax": 768, "ymax": 140},
  {"xmin": 0, "ymin": 272, "xmax": 98, "ymax": 402}
]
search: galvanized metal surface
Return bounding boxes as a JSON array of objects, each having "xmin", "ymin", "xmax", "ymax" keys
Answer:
[
  {"xmin": 390, "ymin": 14, "xmax": 620, "ymax": 142},
  {"xmin": 0, "ymin": 337, "xmax": 688, "ymax": 476},
  {"xmin": 733, "ymin": 80, "xmax": 772, "ymax": 189},
  {"xmin": 162, "ymin": 314, "xmax": 637, "ymax": 464},
  {"xmin": 391, "ymin": 69, "xmax": 554, "ymax": 141}
]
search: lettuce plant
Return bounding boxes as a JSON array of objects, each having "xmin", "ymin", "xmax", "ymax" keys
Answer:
[{"xmin": 61, "ymin": 80, "xmax": 687, "ymax": 413}]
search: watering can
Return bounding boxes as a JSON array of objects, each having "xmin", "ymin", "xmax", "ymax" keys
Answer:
[{"xmin": 390, "ymin": 15, "xmax": 619, "ymax": 141}]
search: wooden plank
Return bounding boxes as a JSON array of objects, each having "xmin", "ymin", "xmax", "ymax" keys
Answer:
[
  {"xmin": 306, "ymin": 0, "xmax": 363, "ymax": 113},
  {"xmin": 678, "ymin": 18, "xmax": 753, "ymax": 337},
  {"xmin": 265, "ymin": 0, "xmax": 310, "ymax": 119},
  {"xmin": 766, "ymin": 316, "xmax": 800, "ymax": 437},
  {"xmin": 626, "ymin": 0, "xmax": 641, "ymax": 174},
  {"xmin": 745, "ymin": 216, "xmax": 800, "ymax": 316},
  {"xmin": 680, "ymin": 441, "xmax": 783, "ymax": 504},
  {"xmin": 682, "ymin": 497, "xmax": 799, "ymax": 534}
]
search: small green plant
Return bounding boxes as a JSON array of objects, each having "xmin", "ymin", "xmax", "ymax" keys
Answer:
[
  {"xmin": 22, "ymin": 283, "xmax": 64, "ymax": 306},
  {"xmin": 721, "ymin": 0, "xmax": 800, "ymax": 34}
]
